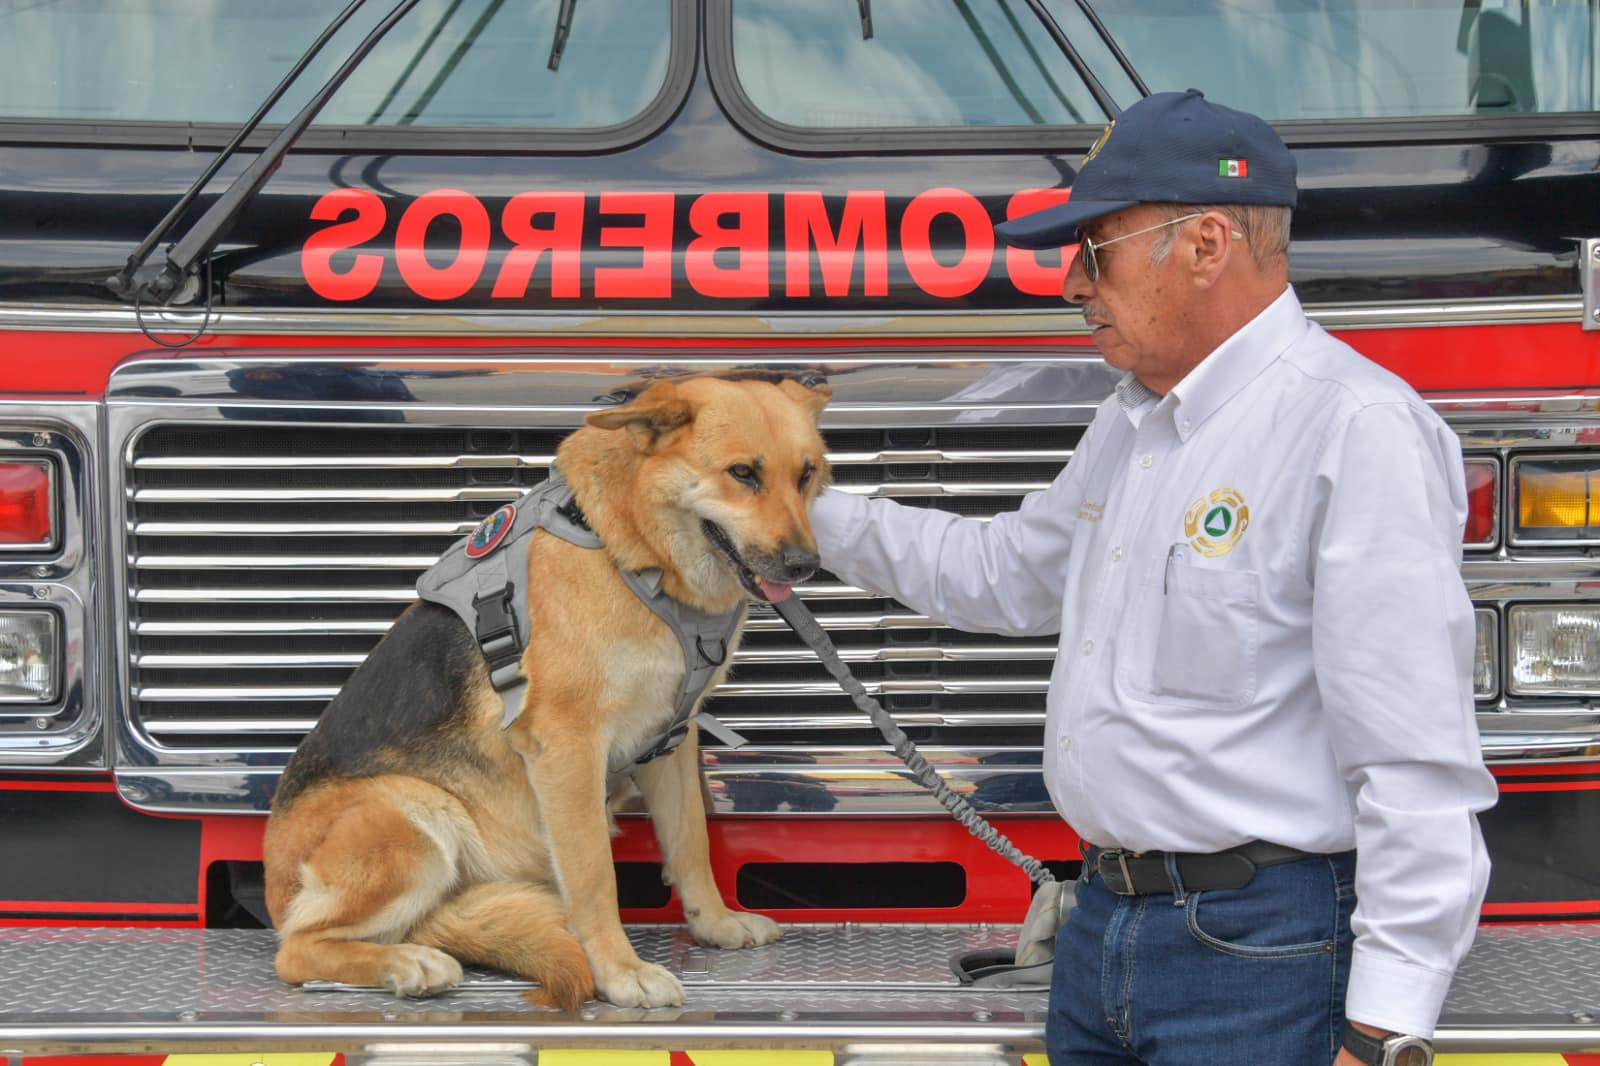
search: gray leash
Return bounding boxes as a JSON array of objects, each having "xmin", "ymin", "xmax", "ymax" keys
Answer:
[{"xmin": 773, "ymin": 595, "xmax": 1057, "ymax": 888}]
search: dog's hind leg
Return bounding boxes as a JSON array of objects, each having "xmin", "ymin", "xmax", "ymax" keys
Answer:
[
  {"xmin": 410, "ymin": 882, "xmax": 594, "ymax": 1010},
  {"xmin": 270, "ymin": 780, "xmax": 469, "ymax": 997}
]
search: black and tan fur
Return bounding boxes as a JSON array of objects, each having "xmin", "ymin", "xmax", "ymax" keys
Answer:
[{"xmin": 264, "ymin": 375, "xmax": 831, "ymax": 1009}]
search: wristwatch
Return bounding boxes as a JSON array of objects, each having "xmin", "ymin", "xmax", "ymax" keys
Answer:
[{"xmin": 1342, "ymin": 1022, "xmax": 1434, "ymax": 1065}]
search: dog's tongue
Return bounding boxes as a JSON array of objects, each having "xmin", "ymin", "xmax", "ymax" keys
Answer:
[{"xmin": 758, "ymin": 579, "xmax": 793, "ymax": 603}]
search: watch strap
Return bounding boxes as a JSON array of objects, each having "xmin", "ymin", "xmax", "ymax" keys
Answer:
[{"xmin": 1342, "ymin": 1021, "xmax": 1388, "ymax": 1065}]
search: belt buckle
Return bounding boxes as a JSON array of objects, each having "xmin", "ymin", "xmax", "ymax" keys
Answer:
[{"xmin": 1097, "ymin": 848, "xmax": 1138, "ymax": 896}]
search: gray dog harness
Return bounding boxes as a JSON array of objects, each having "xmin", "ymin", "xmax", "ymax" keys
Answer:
[{"xmin": 416, "ymin": 468, "xmax": 748, "ymax": 774}]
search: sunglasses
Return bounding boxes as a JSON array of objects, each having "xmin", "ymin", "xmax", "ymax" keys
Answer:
[{"xmin": 1072, "ymin": 211, "xmax": 1205, "ymax": 282}]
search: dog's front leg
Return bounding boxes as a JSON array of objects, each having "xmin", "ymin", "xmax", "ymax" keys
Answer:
[
  {"xmin": 514, "ymin": 725, "xmax": 685, "ymax": 1008},
  {"xmin": 632, "ymin": 728, "xmax": 782, "ymax": 950}
]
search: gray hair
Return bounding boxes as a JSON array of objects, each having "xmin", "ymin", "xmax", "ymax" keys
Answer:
[{"xmin": 1147, "ymin": 203, "xmax": 1291, "ymax": 269}]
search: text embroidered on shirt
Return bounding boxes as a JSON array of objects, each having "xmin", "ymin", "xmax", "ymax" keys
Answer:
[
  {"xmin": 1077, "ymin": 501, "xmax": 1106, "ymax": 522},
  {"xmin": 1184, "ymin": 488, "xmax": 1250, "ymax": 557}
]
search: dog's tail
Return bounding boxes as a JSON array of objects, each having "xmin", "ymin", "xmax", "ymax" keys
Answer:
[{"xmin": 411, "ymin": 881, "xmax": 594, "ymax": 1010}]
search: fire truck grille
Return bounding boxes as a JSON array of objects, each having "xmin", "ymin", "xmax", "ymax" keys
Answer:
[{"xmin": 124, "ymin": 421, "xmax": 1078, "ymax": 804}]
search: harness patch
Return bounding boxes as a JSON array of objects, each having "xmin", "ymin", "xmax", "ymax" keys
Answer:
[{"xmin": 465, "ymin": 503, "xmax": 516, "ymax": 558}]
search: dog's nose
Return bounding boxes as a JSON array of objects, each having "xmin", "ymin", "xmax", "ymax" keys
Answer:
[{"xmin": 781, "ymin": 546, "xmax": 820, "ymax": 581}]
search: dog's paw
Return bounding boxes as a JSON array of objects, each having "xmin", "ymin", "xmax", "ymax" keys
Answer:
[
  {"xmin": 597, "ymin": 961, "xmax": 685, "ymax": 1008},
  {"xmin": 688, "ymin": 908, "xmax": 783, "ymax": 950},
  {"xmin": 382, "ymin": 945, "xmax": 463, "ymax": 997}
]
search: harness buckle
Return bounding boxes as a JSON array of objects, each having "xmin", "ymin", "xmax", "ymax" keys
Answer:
[
  {"xmin": 633, "ymin": 723, "xmax": 690, "ymax": 765},
  {"xmin": 472, "ymin": 587, "xmax": 522, "ymax": 679}
]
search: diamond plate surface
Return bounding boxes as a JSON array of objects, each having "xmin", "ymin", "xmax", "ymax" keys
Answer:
[
  {"xmin": 1443, "ymin": 922, "xmax": 1600, "ymax": 1020},
  {"xmin": 0, "ymin": 924, "xmax": 1044, "ymax": 1022},
  {"xmin": 3, "ymin": 922, "xmax": 1597, "ymax": 1027}
]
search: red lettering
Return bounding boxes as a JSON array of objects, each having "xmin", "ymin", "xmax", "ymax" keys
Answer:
[
  {"xmin": 394, "ymin": 190, "xmax": 490, "ymax": 301},
  {"xmin": 302, "ymin": 189, "xmax": 387, "ymax": 302},
  {"xmin": 900, "ymin": 187, "xmax": 993, "ymax": 299},
  {"xmin": 685, "ymin": 192, "xmax": 770, "ymax": 299},
  {"xmin": 594, "ymin": 192, "xmax": 675, "ymax": 299},
  {"xmin": 1003, "ymin": 188, "xmax": 1077, "ymax": 296},
  {"xmin": 784, "ymin": 191, "xmax": 888, "ymax": 298},
  {"xmin": 493, "ymin": 192, "xmax": 585, "ymax": 299}
]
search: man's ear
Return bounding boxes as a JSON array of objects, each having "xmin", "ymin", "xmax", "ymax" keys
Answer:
[
  {"xmin": 586, "ymin": 381, "xmax": 695, "ymax": 452},
  {"xmin": 1190, "ymin": 212, "xmax": 1234, "ymax": 287},
  {"xmin": 779, "ymin": 377, "xmax": 832, "ymax": 425}
]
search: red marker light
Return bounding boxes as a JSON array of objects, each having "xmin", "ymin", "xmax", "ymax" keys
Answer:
[
  {"xmin": 1463, "ymin": 460, "xmax": 1497, "ymax": 547},
  {"xmin": 0, "ymin": 461, "xmax": 53, "ymax": 548}
]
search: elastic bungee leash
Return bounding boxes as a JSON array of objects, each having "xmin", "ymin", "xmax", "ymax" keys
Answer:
[{"xmin": 771, "ymin": 594, "xmax": 1066, "ymax": 987}]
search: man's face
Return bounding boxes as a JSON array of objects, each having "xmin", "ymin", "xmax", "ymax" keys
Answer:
[{"xmin": 1064, "ymin": 204, "xmax": 1199, "ymax": 394}]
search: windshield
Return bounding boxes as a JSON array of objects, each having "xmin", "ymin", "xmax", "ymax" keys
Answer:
[
  {"xmin": 0, "ymin": 0, "xmax": 672, "ymax": 128},
  {"xmin": 1047, "ymin": 0, "xmax": 1599, "ymax": 119},
  {"xmin": 731, "ymin": 0, "xmax": 1105, "ymax": 127}
]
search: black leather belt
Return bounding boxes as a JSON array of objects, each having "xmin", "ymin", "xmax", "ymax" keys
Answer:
[{"xmin": 1085, "ymin": 840, "xmax": 1316, "ymax": 896}]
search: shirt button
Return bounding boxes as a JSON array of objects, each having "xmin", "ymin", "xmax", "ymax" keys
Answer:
[
  {"xmin": 1139, "ymin": 453, "xmax": 1154, "ymax": 469},
  {"xmin": 1058, "ymin": 736, "xmax": 1073, "ymax": 753},
  {"xmin": 1111, "ymin": 546, "xmax": 1124, "ymax": 562},
  {"xmin": 1081, "ymin": 639, "xmax": 1094, "ymax": 656},
  {"xmin": 1181, "ymin": 418, "xmax": 1193, "ymax": 433}
]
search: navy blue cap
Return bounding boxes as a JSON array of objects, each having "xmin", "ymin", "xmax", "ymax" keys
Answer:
[{"xmin": 994, "ymin": 89, "xmax": 1297, "ymax": 249}]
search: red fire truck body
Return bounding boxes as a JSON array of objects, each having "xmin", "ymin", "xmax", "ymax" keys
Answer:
[{"xmin": 2, "ymin": 1, "xmax": 1600, "ymax": 1061}]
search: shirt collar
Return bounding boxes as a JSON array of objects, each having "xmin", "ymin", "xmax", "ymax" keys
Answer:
[
  {"xmin": 1115, "ymin": 373, "xmax": 1160, "ymax": 428},
  {"xmin": 1167, "ymin": 285, "xmax": 1306, "ymax": 442}
]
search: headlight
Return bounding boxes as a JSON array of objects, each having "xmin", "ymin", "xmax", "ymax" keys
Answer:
[
  {"xmin": 0, "ymin": 610, "xmax": 58, "ymax": 703},
  {"xmin": 1509, "ymin": 605, "xmax": 1600, "ymax": 696}
]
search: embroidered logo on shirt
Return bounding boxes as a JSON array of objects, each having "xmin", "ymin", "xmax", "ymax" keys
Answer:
[
  {"xmin": 1184, "ymin": 488, "xmax": 1250, "ymax": 557},
  {"xmin": 1077, "ymin": 500, "xmax": 1105, "ymax": 522}
]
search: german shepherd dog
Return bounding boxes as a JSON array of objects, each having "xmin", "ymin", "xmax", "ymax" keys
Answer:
[{"xmin": 263, "ymin": 375, "xmax": 831, "ymax": 1009}]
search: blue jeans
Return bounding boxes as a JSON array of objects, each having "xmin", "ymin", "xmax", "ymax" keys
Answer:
[{"xmin": 1046, "ymin": 849, "xmax": 1357, "ymax": 1064}]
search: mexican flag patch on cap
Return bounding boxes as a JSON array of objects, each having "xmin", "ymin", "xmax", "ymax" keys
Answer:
[{"xmin": 1220, "ymin": 158, "xmax": 1249, "ymax": 177}]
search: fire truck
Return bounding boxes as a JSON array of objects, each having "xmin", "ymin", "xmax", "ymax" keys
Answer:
[{"xmin": 2, "ymin": 1, "xmax": 1599, "ymax": 1062}]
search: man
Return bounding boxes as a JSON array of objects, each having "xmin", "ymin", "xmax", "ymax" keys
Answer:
[{"xmin": 807, "ymin": 90, "xmax": 1496, "ymax": 1064}]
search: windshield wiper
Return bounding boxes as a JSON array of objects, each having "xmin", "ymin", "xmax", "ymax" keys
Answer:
[
  {"xmin": 108, "ymin": 0, "xmax": 424, "ymax": 307},
  {"xmin": 1022, "ymin": 0, "xmax": 1149, "ymax": 117},
  {"xmin": 548, "ymin": 0, "xmax": 575, "ymax": 70}
]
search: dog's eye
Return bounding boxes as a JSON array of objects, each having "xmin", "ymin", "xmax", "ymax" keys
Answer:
[
  {"xmin": 728, "ymin": 464, "xmax": 761, "ymax": 489},
  {"xmin": 798, "ymin": 465, "xmax": 814, "ymax": 490}
]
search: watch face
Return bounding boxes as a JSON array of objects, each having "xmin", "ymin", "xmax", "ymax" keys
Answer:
[{"xmin": 1391, "ymin": 1042, "xmax": 1433, "ymax": 1066}]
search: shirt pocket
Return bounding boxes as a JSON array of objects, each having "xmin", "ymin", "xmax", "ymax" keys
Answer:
[{"xmin": 1127, "ymin": 559, "xmax": 1260, "ymax": 710}]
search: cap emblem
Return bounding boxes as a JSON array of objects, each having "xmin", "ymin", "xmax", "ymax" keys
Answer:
[
  {"xmin": 1219, "ymin": 158, "xmax": 1249, "ymax": 178},
  {"xmin": 1083, "ymin": 120, "xmax": 1115, "ymax": 165}
]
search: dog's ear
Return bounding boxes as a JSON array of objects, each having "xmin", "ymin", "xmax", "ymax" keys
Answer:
[
  {"xmin": 586, "ymin": 381, "xmax": 695, "ymax": 451},
  {"xmin": 779, "ymin": 377, "xmax": 831, "ymax": 425}
]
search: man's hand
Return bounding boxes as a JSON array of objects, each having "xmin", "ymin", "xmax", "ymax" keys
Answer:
[{"xmin": 1336, "ymin": 1020, "xmax": 1394, "ymax": 1065}]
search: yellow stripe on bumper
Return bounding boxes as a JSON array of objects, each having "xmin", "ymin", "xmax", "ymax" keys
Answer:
[
  {"xmin": 1440, "ymin": 1049, "xmax": 1574, "ymax": 1056},
  {"xmin": 162, "ymin": 1057, "xmax": 339, "ymax": 1065},
  {"xmin": 686, "ymin": 1054, "xmax": 835, "ymax": 1064}
]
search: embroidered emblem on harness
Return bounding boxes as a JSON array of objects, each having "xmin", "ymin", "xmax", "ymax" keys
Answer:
[
  {"xmin": 465, "ymin": 503, "xmax": 516, "ymax": 559},
  {"xmin": 1183, "ymin": 488, "xmax": 1249, "ymax": 558}
]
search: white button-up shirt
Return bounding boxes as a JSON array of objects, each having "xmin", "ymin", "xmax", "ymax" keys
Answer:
[{"xmin": 809, "ymin": 286, "xmax": 1496, "ymax": 1038}]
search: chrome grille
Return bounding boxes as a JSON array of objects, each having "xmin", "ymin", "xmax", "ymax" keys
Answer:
[{"xmin": 123, "ymin": 420, "xmax": 1078, "ymax": 772}]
